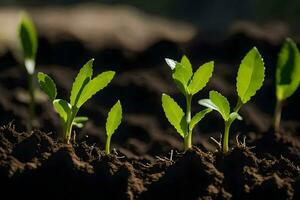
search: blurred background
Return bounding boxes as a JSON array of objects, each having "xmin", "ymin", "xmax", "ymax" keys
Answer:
[
  {"xmin": 1, "ymin": 0, "xmax": 300, "ymax": 33},
  {"xmin": 0, "ymin": 0, "xmax": 299, "ymax": 156}
]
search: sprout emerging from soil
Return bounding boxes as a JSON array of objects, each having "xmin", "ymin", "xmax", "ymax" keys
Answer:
[
  {"xmin": 162, "ymin": 55, "xmax": 214, "ymax": 150},
  {"xmin": 38, "ymin": 59, "xmax": 115, "ymax": 143},
  {"xmin": 18, "ymin": 12, "xmax": 38, "ymax": 131},
  {"xmin": 274, "ymin": 38, "xmax": 300, "ymax": 132},
  {"xmin": 199, "ymin": 47, "xmax": 265, "ymax": 153},
  {"xmin": 105, "ymin": 100, "xmax": 122, "ymax": 154}
]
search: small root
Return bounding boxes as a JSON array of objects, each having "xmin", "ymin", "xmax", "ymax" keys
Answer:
[
  {"xmin": 235, "ymin": 134, "xmax": 255, "ymax": 150},
  {"xmin": 210, "ymin": 133, "xmax": 222, "ymax": 151}
]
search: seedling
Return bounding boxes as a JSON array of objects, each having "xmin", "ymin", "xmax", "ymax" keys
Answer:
[
  {"xmin": 274, "ymin": 38, "xmax": 300, "ymax": 132},
  {"xmin": 38, "ymin": 59, "xmax": 115, "ymax": 143},
  {"xmin": 18, "ymin": 13, "xmax": 38, "ymax": 131},
  {"xmin": 105, "ymin": 100, "xmax": 122, "ymax": 154},
  {"xmin": 162, "ymin": 55, "xmax": 214, "ymax": 150},
  {"xmin": 199, "ymin": 47, "xmax": 265, "ymax": 153}
]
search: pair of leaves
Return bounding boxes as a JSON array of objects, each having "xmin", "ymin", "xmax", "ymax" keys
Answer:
[
  {"xmin": 162, "ymin": 94, "xmax": 211, "ymax": 137},
  {"xmin": 70, "ymin": 59, "xmax": 115, "ymax": 108},
  {"xmin": 106, "ymin": 100, "xmax": 122, "ymax": 137},
  {"xmin": 276, "ymin": 38, "xmax": 300, "ymax": 101},
  {"xmin": 199, "ymin": 91, "xmax": 242, "ymax": 123},
  {"xmin": 165, "ymin": 56, "xmax": 214, "ymax": 96}
]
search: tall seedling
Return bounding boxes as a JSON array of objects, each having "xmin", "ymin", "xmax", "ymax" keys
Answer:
[
  {"xmin": 38, "ymin": 59, "xmax": 115, "ymax": 143},
  {"xmin": 274, "ymin": 38, "xmax": 300, "ymax": 132},
  {"xmin": 18, "ymin": 13, "xmax": 38, "ymax": 131},
  {"xmin": 162, "ymin": 56, "xmax": 214, "ymax": 150},
  {"xmin": 199, "ymin": 47, "xmax": 265, "ymax": 153}
]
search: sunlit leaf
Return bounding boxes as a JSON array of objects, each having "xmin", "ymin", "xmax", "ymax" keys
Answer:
[
  {"xmin": 37, "ymin": 72, "xmax": 57, "ymax": 101},
  {"xmin": 188, "ymin": 61, "xmax": 214, "ymax": 95},
  {"xmin": 276, "ymin": 38, "xmax": 300, "ymax": 101},
  {"xmin": 70, "ymin": 59, "xmax": 93, "ymax": 106},
  {"xmin": 236, "ymin": 47, "xmax": 265, "ymax": 104},
  {"xmin": 189, "ymin": 108, "xmax": 212, "ymax": 131},
  {"xmin": 161, "ymin": 94, "xmax": 186, "ymax": 137},
  {"xmin": 106, "ymin": 100, "xmax": 122, "ymax": 136},
  {"xmin": 76, "ymin": 71, "xmax": 115, "ymax": 108}
]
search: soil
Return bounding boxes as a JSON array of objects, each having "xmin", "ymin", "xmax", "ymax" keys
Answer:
[{"xmin": 1, "ymin": 8, "xmax": 300, "ymax": 199}]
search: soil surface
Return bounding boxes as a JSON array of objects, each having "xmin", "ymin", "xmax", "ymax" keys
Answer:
[{"xmin": 0, "ymin": 6, "xmax": 300, "ymax": 200}]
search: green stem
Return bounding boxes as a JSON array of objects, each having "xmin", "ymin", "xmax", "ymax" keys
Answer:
[
  {"xmin": 106, "ymin": 135, "xmax": 112, "ymax": 155},
  {"xmin": 63, "ymin": 107, "xmax": 79, "ymax": 144},
  {"xmin": 28, "ymin": 73, "xmax": 35, "ymax": 132},
  {"xmin": 274, "ymin": 100, "xmax": 282, "ymax": 133},
  {"xmin": 222, "ymin": 120, "xmax": 231, "ymax": 153},
  {"xmin": 184, "ymin": 130, "xmax": 192, "ymax": 150},
  {"xmin": 184, "ymin": 95, "xmax": 192, "ymax": 150},
  {"xmin": 234, "ymin": 98, "xmax": 243, "ymax": 112}
]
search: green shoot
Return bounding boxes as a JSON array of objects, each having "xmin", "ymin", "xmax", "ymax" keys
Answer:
[
  {"xmin": 18, "ymin": 12, "xmax": 38, "ymax": 131},
  {"xmin": 162, "ymin": 55, "xmax": 214, "ymax": 150},
  {"xmin": 38, "ymin": 59, "xmax": 115, "ymax": 143},
  {"xmin": 105, "ymin": 100, "xmax": 122, "ymax": 154},
  {"xmin": 199, "ymin": 47, "xmax": 265, "ymax": 153},
  {"xmin": 274, "ymin": 38, "xmax": 300, "ymax": 132}
]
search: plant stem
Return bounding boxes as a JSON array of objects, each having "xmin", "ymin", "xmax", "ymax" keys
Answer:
[
  {"xmin": 105, "ymin": 135, "xmax": 111, "ymax": 155},
  {"xmin": 184, "ymin": 94, "xmax": 192, "ymax": 150},
  {"xmin": 28, "ymin": 73, "xmax": 35, "ymax": 132},
  {"xmin": 184, "ymin": 130, "xmax": 192, "ymax": 150},
  {"xmin": 234, "ymin": 98, "xmax": 243, "ymax": 112},
  {"xmin": 274, "ymin": 100, "xmax": 282, "ymax": 133},
  {"xmin": 64, "ymin": 107, "xmax": 79, "ymax": 144},
  {"xmin": 222, "ymin": 120, "xmax": 231, "ymax": 153}
]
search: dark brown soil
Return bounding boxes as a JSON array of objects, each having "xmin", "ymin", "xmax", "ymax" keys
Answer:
[
  {"xmin": 1, "ymin": 125, "xmax": 300, "ymax": 200},
  {"xmin": 0, "ymin": 12, "xmax": 300, "ymax": 199}
]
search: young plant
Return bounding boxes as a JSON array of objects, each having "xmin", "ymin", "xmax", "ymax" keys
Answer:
[
  {"xmin": 274, "ymin": 38, "xmax": 300, "ymax": 132},
  {"xmin": 162, "ymin": 55, "xmax": 214, "ymax": 150},
  {"xmin": 199, "ymin": 47, "xmax": 265, "ymax": 153},
  {"xmin": 38, "ymin": 59, "xmax": 115, "ymax": 143},
  {"xmin": 18, "ymin": 13, "xmax": 38, "ymax": 131},
  {"xmin": 105, "ymin": 100, "xmax": 122, "ymax": 154}
]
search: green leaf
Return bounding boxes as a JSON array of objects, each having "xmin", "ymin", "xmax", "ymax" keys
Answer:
[
  {"xmin": 236, "ymin": 47, "xmax": 265, "ymax": 104},
  {"xmin": 161, "ymin": 94, "xmax": 186, "ymax": 137},
  {"xmin": 37, "ymin": 72, "xmax": 57, "ymax": 101},
  {"xmin": 189, "ymin": 108, "xmax": 212, "ymax": 131},
  {"xmin": 70, "ymin": 59, "xmax": 94, "ymax": 106},
  {"xmin": 172, "ymin": 63, "xmax": 193, "ymax": 89},
  {"xmin": 76, "ymin": 71, "xmax": 115, "ymax": 108},
  {"xmin": 72, "ymin": 122, "xmax": 84, "ymax": 128},
  {"xmin": 276, "ymin": 38, "xmax": 300, "ymax": 101},
  {"xmin": 165, "ymin": 58, "xmax": 177, "ymax": 70},
  {"xmin": 180, "ymin": 55, "xmax": 192, "ymax": 70},
  {"xmin": 209, "ymin": 91, "xmax": 230, "ymax": 121},
  {"xmin": 53, "ymin": 99, "xmax": 71, "ymax": 122},
  {"xmin": 18, "ymin": 13, "xmax": 38, "ymax": 61},
  {"xmin": 74, "ymin": 116, "xmax": 88, "ymax": 123},
  {"xmin": 229, "ymin": 112, "xmax": 242, "ymax": 123},
  {"xmin": 198, "ymin": 99, "xmax": 218, "ymax": 110},
  {"xmin": 188, "ymin": 61, "xmax": 214, "ymax": 95},
  {"xmin": 106, "ymin": 100, "xmax": 122, "ymax": 137},
  {"xmin": 172, "ymin": 55, "xmax": 193, "ymax": 91}
]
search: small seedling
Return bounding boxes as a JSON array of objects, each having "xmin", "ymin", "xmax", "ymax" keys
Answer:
[
  {"xmin": 38, "ymin": 59, "xmax": 115, "ymax": 143},
  {"xmin": 274, "ymin": 38, "xmax": 300, "ymax": 132},
  {"xmin": 162, "ymin": 55, "xmax": 214, "ymax": 150},
  {"xmin": 199, "ymin": 47, "xmax": 265, "ymax": 153},
  {"xmin": 105, "ymin": 100, "xmax": 122, "ymax": 154},
  {"xmin": 18, "ymin": 12, "xmax": 38, "ymax": 131}
]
